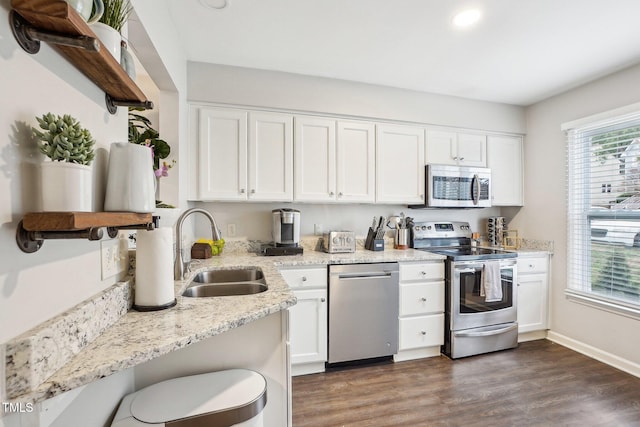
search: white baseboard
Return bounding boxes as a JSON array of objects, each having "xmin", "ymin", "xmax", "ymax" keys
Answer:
[
  {"xmin": 547, "ymin": 331, "xmax": 640, "ymax": 378},
  {"xmin": 518, "ymin": 330, "xmax": 547, "ymax": 343},
  {"xmin": 291, "ymin": 362, "xmax": 325, "ymax": 377},
  {"xmin": 393, "ymin": 346, "xmax": 441, "ymax": 362}
]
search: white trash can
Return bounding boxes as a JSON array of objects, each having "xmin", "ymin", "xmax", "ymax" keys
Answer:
[{"xmin": 111, "ymin": 369, "xmax": 266, "ymax": 427}]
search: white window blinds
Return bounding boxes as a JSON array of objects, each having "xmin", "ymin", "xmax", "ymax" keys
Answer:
[{"xmin": 565, "ymin": 108, "xmax": 640, "ymax": 313}]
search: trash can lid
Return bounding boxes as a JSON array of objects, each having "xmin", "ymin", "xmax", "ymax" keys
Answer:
[{"xmin": 130, "ymin": 369, "xmax": 267, "ymax": 425}]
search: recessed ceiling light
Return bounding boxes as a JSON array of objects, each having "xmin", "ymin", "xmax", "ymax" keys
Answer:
[
  {"xmin": 452, "ymin": 9, "xmax": 482, "ymax": 28},
  {"xmin": 199, "ymin": 0, "xmax": 228, "ymax": 9}
]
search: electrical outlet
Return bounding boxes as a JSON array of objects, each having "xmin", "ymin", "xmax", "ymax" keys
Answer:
[
  {"xmin": 101, "ymin": 239, "xmax": 121, "ymax": 280},
  {"xmin": 227, "ymin": 223, "xmax": 237, "ymax": 237}
]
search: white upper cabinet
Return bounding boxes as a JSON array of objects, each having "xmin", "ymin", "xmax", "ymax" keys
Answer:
[
  {"xmin": 195, "ymin": 107, "xmax": 293, "ymax": 201},
  {"xmin": 295, "ymin": 117, "xmax": 375, "ymax": 203},
  {"xmin": 376, "ymin": 124, "xmax": 425, "ymax": 204},
  {"xmin": 197, "ymin": 107, "xmax": 248, "ymax": 201},
  {"xmin": 336, "ymin": 121, "xmax": 376, "ymax": 202},
  {"xmin": 426, "ymin": 130, "xmax": 487, "ymax": 167},
  {"xmin": 248, "ymin": 112, "xmax": 294, "ymax": 201},
  {"xmin": 487, "ymin": 135, "xmax": 524, "ymax": 206},
  {"xmin": 294, "ymin": 116, "xmax": 337, "ymax": 202}
]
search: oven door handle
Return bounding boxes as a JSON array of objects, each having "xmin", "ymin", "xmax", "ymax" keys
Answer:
[
  {"xmin": 454, "ymin": 323, "xmax": 518, "ymax": 338},
  {"xmin": 456, "ymin": 267, "xmax": 482, "ymax": 274}
]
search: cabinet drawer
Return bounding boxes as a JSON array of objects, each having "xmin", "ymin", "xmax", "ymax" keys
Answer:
[
  {"xmin": 400, "ymin": 281, "xmax": 444, "ymax": 316},
  {"xmin": 399, "ymin": 314, "xmax": 444, "ymax": 350},
  {"xmin": 279, "ymin": 266, "xmax": 327, "ymax": 289},
  {"xmin": 517, "ymin": 256, "xmax": 548, "ymax": 274},
  {"xmin": 399, "ymin": 262, "xmax": 444, "ymax": 282}
]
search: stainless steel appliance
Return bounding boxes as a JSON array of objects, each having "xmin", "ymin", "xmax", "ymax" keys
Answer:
[
  {"xmin": 322, "ymin": 231, "xmax": 356, "ymax": 253},
  {"xmin": 262, "ymin": 208, "xmax": 303, "ymax": 256},
  {"xmin": 328, "ymin": 263, "xmax": 399, "ymax": 364},
  {"xmin": 272, "ymin": 208, "xmax": 300, "ymax": 247},
  {"xmin": 410, "ymin": 164, "xmax": 491, "ymax": 208},
  {"xmin": 412, "ymin": 221, "xmax": 518, "ymax": 359}
]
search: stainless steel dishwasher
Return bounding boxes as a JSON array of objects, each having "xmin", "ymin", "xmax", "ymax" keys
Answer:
[{"xmin": 328, "ymin": 263, "xmax": 399, "ymax": 364}]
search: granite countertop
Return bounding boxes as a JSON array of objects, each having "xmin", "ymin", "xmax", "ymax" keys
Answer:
[{"xmin": 4, "ymin": 246, "xmax": 443, "ymax": 405}]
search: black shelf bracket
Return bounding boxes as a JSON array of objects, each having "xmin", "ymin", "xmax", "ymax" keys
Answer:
[
  {"xmin": 10, "ymin": 10, "xmax": 99, "ymax": 55},
  {"xmin": 105, "ymin": 94, "xmax": 154, "ymax": 114},
  {"xmin": 16, "ymin": 221, "xmax": 156, "ymax": 253}
]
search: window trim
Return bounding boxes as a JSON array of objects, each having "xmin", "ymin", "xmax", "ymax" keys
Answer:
[{"xmin": 564, "ymin": 102, "xmax": 640, "ymax": 317}]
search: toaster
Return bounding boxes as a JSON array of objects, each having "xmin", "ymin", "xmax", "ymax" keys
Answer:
[{"xmin": 323, "ymin": 231, "xmax": 356, "ymax": 253}]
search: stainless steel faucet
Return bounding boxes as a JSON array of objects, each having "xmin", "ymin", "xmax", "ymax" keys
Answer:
[{"xmin": 174, "ymin": 208, "xmax": 222, "ymax": 280}]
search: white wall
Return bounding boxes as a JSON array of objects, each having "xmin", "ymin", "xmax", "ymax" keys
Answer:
[
  {"xmin": 188, "ymin": 62, "xmax": 526, "ymax": 134},
  {"xmin": 0, "ymin": 1, "xmax": 187, "ymax": 424},
  {"xmin": 511, "ymin": 63, "xmax": 640, "ymax": 367}
]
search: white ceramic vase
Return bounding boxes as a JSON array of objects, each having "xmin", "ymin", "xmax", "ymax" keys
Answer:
[
  {"xmin": 90, "ymin": 22, "xmax": 121, "ymax": 62},
  {"xmin": 104, "ymin": 143, "xmax": 156, "ymax": 213},
  {"xmin": 40, "ymin": 162, "xmax": 92, "ymax": 212}
]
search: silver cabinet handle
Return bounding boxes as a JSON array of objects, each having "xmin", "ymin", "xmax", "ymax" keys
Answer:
[
  {"xmin": 420, "ymin": 271, "xmax": 427, "ymax": 276},
  {"xmin": 420, "ymin": 194, "xmax": 424, "ymax": 200},
  {"xmin": 329, "ymin": 191, "xmax": 335, "ymax": 196},
  {"xmin": 301, "ymin": 276, "xmax": 307, "ymax": 281},
  {"xmin": 453, "ymin": 156, "xmax": 458, "ymax": 160},
  {"xmin": 240, "ymin": 188, "xmax": 245, "ymax": 194},
  {"xmin": 421, "ymin": 331, "xmax": 426, "ymax": 335},
  {"xmin": 459, "ymin": 157, "xmax": 465, "ymax": 161},
  {"xmin": 251, "ymin": 189, "xmax": 256, "ymax": 194},
  {"xmin": 321, "ymin": 298, "xmax": 326, "ymax": 302},
  {"xmin": 421, "ymin": 297, "xmax": 427, "ymax": 302},
  {"xmin": 338, "ymin": 192, "xmax": 343, "ymax": 197}
]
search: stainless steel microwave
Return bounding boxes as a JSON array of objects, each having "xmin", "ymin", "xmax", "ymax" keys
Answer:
[{"xmin": 410, "ymin": 164, "xmax": 491, "ymax": 208}]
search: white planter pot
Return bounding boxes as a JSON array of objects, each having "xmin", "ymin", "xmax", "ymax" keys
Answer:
[
  {"xmin": 40, "ymin": 162, "xmax": 92, "ymax": 212},
  {"xmin": 90, "ymin": 22, "xmax": 121, "ymax": 62}
]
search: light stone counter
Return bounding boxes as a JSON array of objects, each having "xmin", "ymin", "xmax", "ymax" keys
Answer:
[{"xmin": 4, "ymin": 247, "xmax": 443, "ymax": 405}]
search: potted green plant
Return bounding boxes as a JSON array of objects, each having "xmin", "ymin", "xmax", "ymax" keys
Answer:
[
  {"xmin": 128, "ymin": 109, "xmax": 177, "ymax": 218},
  {"xmin": 90, "ymin": 0, "xmax": 132, "ymax": 64},
  {"xmin": 32, "ymin": 113, "xmax": 96, "ymax": 212}
]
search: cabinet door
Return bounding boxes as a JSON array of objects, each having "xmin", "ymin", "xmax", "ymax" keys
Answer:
[
  {"xmin": 457, "ymin": 133, "xmax": 487, "ymax": 166},
  {"xmin": 487, "ymin": 135, "xmax": 524, "ymax": 206},
  {"xmin": 426, "ymin": 130, "xmax": 457, "ymax": 165},
  {"xmin": 290, "ymin": 288, "xmax": 328, "ymax": 365},
  {"xmin": 294, "ymin": 117, "xmax": 336, "ymax": 202},
  {"xmin": 376, "ymin": 124, "xmax": 425, "ymax": 204},
  {"xmin": 197, "ymin": 108, "xmax": 248, "ymax": 200},
  {"xmin": 400, "ymin": 281, "xmax": 445, "ymax": 316},
  {"xmin": 399, "ymin": 314, "xmax": 444, "ymax": 350},
  {"xmin": 336, "ymin": 121, "xmax": 376, "ymax": 203},
  {"xmin": 517, "ymin": 273, "xmax": 548, "ymax": 333},
  {"xmin": 248, "ymin": 112, "xmax": 293, "ymax": 201}
]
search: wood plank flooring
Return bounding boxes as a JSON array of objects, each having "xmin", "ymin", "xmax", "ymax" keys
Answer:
[{"xmin": 292, "ymin": 340, "xmax": 640, "ymax": 426}]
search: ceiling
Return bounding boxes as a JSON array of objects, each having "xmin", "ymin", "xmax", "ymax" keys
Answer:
[{"xmin": 164, "ymin": 0, "xmax": 640, "ymax": 106}]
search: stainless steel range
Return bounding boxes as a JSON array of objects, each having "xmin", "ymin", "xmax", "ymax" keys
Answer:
[{"xmin": 412, "ymin": 221, "xmax": 518, "ymax": 359}]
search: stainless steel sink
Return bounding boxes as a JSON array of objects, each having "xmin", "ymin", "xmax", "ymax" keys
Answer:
[
  {"xmin": 182, "ymin": 282, "xmax": 267, "ymax": 297},
  {"xmin": 182, "ymin": 268, "xmax": 267, "ymax": 297},
  {"xmin": 192, "ymin": 268, "xmax": 265, "ymax": 284}
]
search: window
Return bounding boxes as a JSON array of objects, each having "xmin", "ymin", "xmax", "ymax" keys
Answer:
[{"xmin": 564, "ymin": 106, "xmax": 640, "ymax": 316}]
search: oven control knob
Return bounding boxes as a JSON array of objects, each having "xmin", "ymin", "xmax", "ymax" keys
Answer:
[
  {"xmin": 333, "ymin": 237, "xmax": 340, "ymax": 244},
  {"xmin": 426, "ymin": 226, "xmax": 431, "ymax": 230},
  {"xmin": 346, "ymin": 236, "xmax": 353, "ymax": 243}
]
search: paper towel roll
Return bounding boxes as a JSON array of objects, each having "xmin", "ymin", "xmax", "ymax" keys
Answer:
[{"xmin": 134, "ymin": 227, "xmax": 176, "ymax": 310}]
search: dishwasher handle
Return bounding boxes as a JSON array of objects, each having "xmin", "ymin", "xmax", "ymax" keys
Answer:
[{"xmin": 335, "ymin": 271, "xmax": 394, "ymax": 280}]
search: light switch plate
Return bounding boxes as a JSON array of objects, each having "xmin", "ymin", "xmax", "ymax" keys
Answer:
[{"xmin": 100, "ymin": 239, "xmax": 121, "ymax": 280}]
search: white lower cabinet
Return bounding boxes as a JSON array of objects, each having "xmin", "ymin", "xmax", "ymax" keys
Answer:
[
  {"xmin": 517, "ymin": 253, "xmax": 550, "ymax": 339},
  {"xmin": 395, "ymin": 261, "xmax": 445, "ymax": 362},
  {"xmin": 280, "ymin": 266, "xmax": 328, "ymax": 376}
]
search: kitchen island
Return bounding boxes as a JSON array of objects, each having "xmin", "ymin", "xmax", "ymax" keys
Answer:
[{"xmin": 3, "ymin": 245, "xmax": 443, "ymax": 424}]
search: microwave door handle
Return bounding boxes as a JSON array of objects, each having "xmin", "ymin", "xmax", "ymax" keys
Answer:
[{"xmin": 472, "ymin": 174, "xmax": 480, "ymax": 205}]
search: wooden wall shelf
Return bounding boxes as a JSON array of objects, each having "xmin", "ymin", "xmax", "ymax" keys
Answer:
[
  {"xmin": 10, "ymin": 0, "xmax": 153, "ymax": 113},
  {"xmin": 17, "ymin": 212, "xmax": 155, "ymax": 253}
]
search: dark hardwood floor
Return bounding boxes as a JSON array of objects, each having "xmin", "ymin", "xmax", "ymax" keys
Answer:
[{"xmin": 292, "ymin": 340, "xmax": 640, "ymax": 426}]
